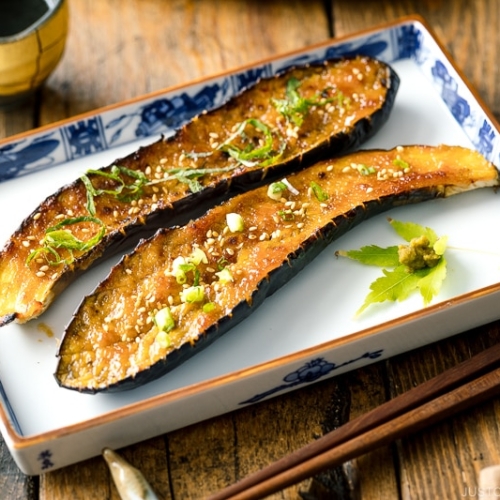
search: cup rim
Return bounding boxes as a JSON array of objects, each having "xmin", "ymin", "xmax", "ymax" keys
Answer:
[{"xmin": 0, "ymin": 0, "xmax": 66, "ymax": 43}]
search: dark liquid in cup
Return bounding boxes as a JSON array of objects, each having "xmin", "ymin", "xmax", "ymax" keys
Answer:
[{"xmin": 0, "ymin": 0, "xmax": 49, "ymax": 37}]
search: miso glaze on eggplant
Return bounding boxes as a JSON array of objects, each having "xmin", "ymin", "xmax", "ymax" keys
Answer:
[
  {"xmin": 55, "ymin": 145, "xmax": 499, "ymax": 393},
  {"xmin": 0, "ymin": 56, "xmax": 399, "ymax": 326}
]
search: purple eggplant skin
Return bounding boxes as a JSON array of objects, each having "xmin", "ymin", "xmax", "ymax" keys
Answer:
[{"xmin": 0, "ymin": 56, "xmax": 399, "ymax": 326}]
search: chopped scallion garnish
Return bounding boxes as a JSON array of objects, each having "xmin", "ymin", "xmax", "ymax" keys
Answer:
[{"xmin": 310, "ymin": 181, "xmax": 329, "ymax": 202}]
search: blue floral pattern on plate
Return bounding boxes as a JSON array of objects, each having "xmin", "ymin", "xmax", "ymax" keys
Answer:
[
  {"xmin": 239, "ymin": 350, "xmax": 384, "ymax": 405},
  {"xmin": 2, "ymin": 20, "xmax": 497, "ymax": 182}
]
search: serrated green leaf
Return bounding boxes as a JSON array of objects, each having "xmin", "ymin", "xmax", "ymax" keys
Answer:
[
  {"xmin": 415, "ymin": 257, "xmax": 447, "ymax": 305},
  {"xmin": 337, "ymin": 245, "xmax": 400, "ymax": 267},
  {"xmin": 356, "ymin": 265, "xmax": 420, "ymax": 315},
  {"xmin": 433, "ymin": 235, "xmax": 448, "ymax": 256},
  {"xmin": 389, "ymin": 218, "xmax": 438, "ymax": 245}
]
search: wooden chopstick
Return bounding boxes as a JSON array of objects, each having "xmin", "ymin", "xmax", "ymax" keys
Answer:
[{"xmin": 207, "ymin": 342, "xmax": 500, "ymax": 500}]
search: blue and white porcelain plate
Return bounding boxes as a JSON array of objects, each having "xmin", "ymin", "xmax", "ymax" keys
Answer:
[{"xmin": 0, "ymin": 16, "xmax": 499, "ymax": 475}]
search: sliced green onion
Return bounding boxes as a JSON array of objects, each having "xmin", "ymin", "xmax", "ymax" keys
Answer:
[
  {"xmin": 188, "ymin": 247, "xmax": 208, "ymax": 265},
  {"xmin": 203, "ymin": 302, "xmax": 216, "ymax": 313},
  {"xmin": 154, "ymin": 307, "xmax": 175, "ymax": 333},
  {"xmin": 281, "ymin": 177, "xmax": 299, "ymax": 195},
  {"xmin": 180, "ymin": 285, "xmax": 205, "ymax": 303},
  {"xmin": 215, "ymin": 268, "xmax": 233, "ymax": 285},
  {"xmin": 310, "ymin": 181, "xmax": 329, "ymax": 202},
  {"xmin": 155, "ymin": 331, "xmax": 171, "ymax": 349},
  {"xmin": 226, "ymin": 213, "xmax": 245, "ymax": 232},
  {"xmin": 267, "ymin": 181, "xmax": 287, "ymax": 200},
  {"xmin": 393, "ymin": 158, "xmax": 410, "ymax": 170}
]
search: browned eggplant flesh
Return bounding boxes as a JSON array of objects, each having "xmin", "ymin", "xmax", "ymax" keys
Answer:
[
  {"xmin": 0, "ymin": 55, "xmax": 399, "ymax": 325},
  {"xmin": 55, "ymin": 145, "xmax": 499, "ymax": 393}
]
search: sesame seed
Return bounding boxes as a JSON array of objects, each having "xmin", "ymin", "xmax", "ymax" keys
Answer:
[
  {"xmin": 22, "ymin": 240, "xmax": 30, "ymax": 247},
  {"xmin": 342, "ymin": 166, "xmax": 350, "ymax": 173},
  {"xmin": 36, "ymin": 271, "xmax": 46, "ymax": 278},
  {"xmin": 160, "ymin": 158, "xmax": 167, "ymax": 164},
  {"xmin": 206, "ymin": 267, "xmax": 216, "ymax": 273},
  {"xmin": 138, "ymin": 307, "xmax": 146, "ymax": 314},
  {"xmin": 40, "ymin": 265, "xmax": 49, "ymax": 272},
  {"xmin": 296, "ymin": 222, "xmax": 304, "ymax": 229},
  {"xmin": 51, "ymin": 273, "xmax": 58, "ymax": 280},
  {"xmin": 248, "ymin": 234, "xmax": 257, "ymax": 240},
  {"xmin": 366, "ymin": 187, "xmax": 374, "ymax": 193},
  {"xmin": 113, "ymin": 210, "xmax": 119, "ymax": 218},
  {"xmin": 327, "ymin": 165, "xmax": 334, "ymax": 172},
  {"xmin": 33, "ymin": 213, "xmax": 42, "ymax": 220},
  {"xmin": 259, "ymin": 233, "xmax": 269, "ymax": 241},
  {"xmin": 226, "ymin": 248, "xmax": 235, "ymax": 256}
]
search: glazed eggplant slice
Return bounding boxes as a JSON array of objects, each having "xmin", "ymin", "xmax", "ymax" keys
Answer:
[
  {"xmin": 0, "ymin": 55, "xmax": 399, "ymax": 326},
  {"xmin": 55, "ymin": 145, "xmax": 499, "ymax": 393}
]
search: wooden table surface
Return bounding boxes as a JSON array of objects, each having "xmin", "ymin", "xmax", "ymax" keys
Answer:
[{"xmin": 1, "ymin": 1, "xmax": 500, "ymax": 498}]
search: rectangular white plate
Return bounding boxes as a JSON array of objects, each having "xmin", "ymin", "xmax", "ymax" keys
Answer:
[{"xmin": 1, "ymin": 15, "xmax": 499, "ymax": 475}]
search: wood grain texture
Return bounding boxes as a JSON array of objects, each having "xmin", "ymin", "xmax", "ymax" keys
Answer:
[{"xmin": 1, "ymin": 0, "xmax": 500, "ymax": 499}]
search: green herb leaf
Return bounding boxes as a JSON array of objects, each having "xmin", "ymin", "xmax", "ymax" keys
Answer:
[
  {"xmin": 388, "ymin": 218, "xmax": 438, "ymax": 245},
  {"xmin": 217, "ymin": 118, "xmax": 285, "ymax": 167},
  {"xmin": 271, "ymin": 77, "xmax": 335, "ymax": 127},
  {"xmin": 336, "ymin": 245, "xmax": 400, "ymax": 268},
  {"xmin": 337, "ymin": 219, "xmax": 448, "ymax": 315},
  {"xmin": 356, "ymin": 264, "xmax": 421, "ymax": 315},
  {"xmin": 27, "ymin": 216, "xmax": 106, "ymax": 266},
  {"xmin": 416, "ymin": 257, "xmax": 447, "ymax": 305}
]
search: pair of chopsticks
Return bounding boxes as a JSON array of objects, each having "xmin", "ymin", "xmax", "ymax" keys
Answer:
[{"xmin": 207, "ymin": 342, "xmax": 500, "ymax": 500}]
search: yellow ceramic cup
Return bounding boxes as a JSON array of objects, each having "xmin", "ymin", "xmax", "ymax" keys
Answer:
[{"xmin": 0, "ymin": 0, "xmax": 68, "ymax": 106}]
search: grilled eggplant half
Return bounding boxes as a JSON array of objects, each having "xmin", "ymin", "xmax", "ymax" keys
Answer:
[
  {"xmin": 55, "ymin": 144, "xmax": 499, "ymax": 393},
  {"xmin": 0, "ymin": 55, "xmax": 399, "ymax": 326}
]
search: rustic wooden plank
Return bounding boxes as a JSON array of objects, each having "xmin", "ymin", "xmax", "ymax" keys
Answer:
[
  {"xmin": 0, "ymin": 98, "xmax": 37, "ymax": 139},
  {"xmin": 385, "ymin": 326, "xmax": 500, "ymax": 499},
  {"xmin": 41, "ymin": 437, "xmax": 170, "ymax": 500},
  {"xmin": 166, "ymin": 377, "xmax": 357, "ymax": 499},
  {"xmin": 40, "ymin": 0, "xmax": 331, "ymax": 124},
  {"xmin": 0, "ymin": 447, "xmax": 37, "ymax": 500}
]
